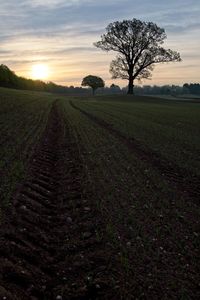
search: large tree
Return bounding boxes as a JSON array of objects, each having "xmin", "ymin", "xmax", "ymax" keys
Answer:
[
  {"xmin": 94, "ymin": 19, "xmax": 181, "ymax": 94},
  {"xmin": 81, "ymin": 75, "xmax": 105, "ymax": 95}
]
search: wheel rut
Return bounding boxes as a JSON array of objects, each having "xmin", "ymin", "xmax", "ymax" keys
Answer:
[
  {"xmin": 69, "ymin": 101, "xmax": 200, "ymax": 204},
  {"xmin": 0, "ymin": 101, "xmax": 115, "ymax": 300}
]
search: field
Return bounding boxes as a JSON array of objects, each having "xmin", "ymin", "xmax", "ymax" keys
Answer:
[
  {"xmin": 0, "ymin": 88, "xmax": 54, "ymax": 215},
  {"xmin": 0, "ymin": 88, "xmax": 199, "ymax": 299}
]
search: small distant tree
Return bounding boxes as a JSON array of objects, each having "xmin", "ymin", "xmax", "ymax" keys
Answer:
[
  {"xmin": 94, "ymin": 18, "xmax": 181, "ymax": 94},
  {"xmin": 110, "ymin": 83, "xmax": 120, "ymax": 89},
  {"xmin": 81, "ymin": 75, "xmax": 105, "ymax": 95},
  {"xmin": 110, "ymin": 83, "xmax": 121, "ymax": 94}
]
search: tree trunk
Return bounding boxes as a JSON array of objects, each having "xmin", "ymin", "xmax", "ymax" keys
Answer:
[
  {"xmin": 127, "ymin": 70, "xmax": 134, "ymax": 94},
  {"xmin": 127, "ymin": 76, "xmax": 134, "ymax": 95},
  {"xmin": 92, "ymin": 88, "xmax": 95, "ymax": 96}
]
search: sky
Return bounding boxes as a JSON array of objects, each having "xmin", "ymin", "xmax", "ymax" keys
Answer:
[{"xmin": 0, "ymin": 0, "xmax": 199, "ymax": 87}]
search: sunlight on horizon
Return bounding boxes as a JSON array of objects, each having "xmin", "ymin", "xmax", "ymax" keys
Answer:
[{"xmin": 31, "ymin": 64, "xmax": 50, "ymax": 80}]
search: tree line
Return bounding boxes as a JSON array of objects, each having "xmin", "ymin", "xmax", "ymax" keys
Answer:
[
  {"xmin": 0, "ymin": 64, "xmax": 199, "ymax": 96},
  {"xmin": 183, "ymin": 83, "xmax": 200, "ymax": 95},
  {"xmin": 124, "ymin": 84, "xmax": 200, "ymax": 96},
  {"xmin": 0, "ymin": 64, "xmax": 89, "ymax": 95}
]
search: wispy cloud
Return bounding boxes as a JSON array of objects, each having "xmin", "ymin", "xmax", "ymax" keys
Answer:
[{"xmin": 0, "ymin": 0, "xmax": 199, "ymax": 86}]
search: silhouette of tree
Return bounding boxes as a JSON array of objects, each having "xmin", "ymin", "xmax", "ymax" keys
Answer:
[
  {"xmin": 81, "ymin": 75, "xmax": 105, "ymax": 95},
  {"xmin": 94, "ymin": 18, "xmax": 181, "ymax": 94},
  {"xmin": 0, "ymin": 64, "xmax": 17, "ymax": 87},
  {"xmin": 183, "ymin": 83, "xmax": 200, "ymax": 95},
  {"xmin": 110, "ymin": 83, "xmax": 121, "ymax": 93}
]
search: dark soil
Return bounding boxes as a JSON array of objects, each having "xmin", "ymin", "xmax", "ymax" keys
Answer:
[
  {"xmin": 69, "ymin": 101, "xmax": 200, "ymax": 204},
  {"xmin": 0, "ymin": 101, "xmax": 119, "ymax": 300},
  {"xmin": 69, "ymin": 101, "xmax": 200, "ymax": 300},
  {"xmin": 0, "ymin": 100, "xmax": 199, "ymax": 300}
]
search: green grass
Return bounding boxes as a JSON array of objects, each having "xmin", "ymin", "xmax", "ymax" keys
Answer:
[{"xmin": 0, "ymin": 87, "xmax": 54, "ymax": 215}]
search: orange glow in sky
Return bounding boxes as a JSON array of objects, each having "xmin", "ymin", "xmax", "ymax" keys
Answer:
[
  {"xmin": 31, "ymin": 64, "xmax": 49, "ymax": 80},
  {"xmin": 1, "ymin": 0, "xmax": 199, "ymax": 87}
]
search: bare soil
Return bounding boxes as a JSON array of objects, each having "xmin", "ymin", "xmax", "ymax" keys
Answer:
[
  {"xmin": 70, "ymin": 101, "xmax": 200, "ymax": 204},
  {"xmin": 0, "ymin": 100, "xmax": 199, "ymax": 300},
  {"xmin": 69, "ymin": 101, "xmax": 200, "ymax": 299},
  {"xmin": 0, "ymin": 101, "xmax": 119, "ymax": 300}
]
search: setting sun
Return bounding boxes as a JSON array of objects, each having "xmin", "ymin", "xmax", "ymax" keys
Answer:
[{"xmin": 31, "ymin": 64, "xmax": 49, "ymax": 80}]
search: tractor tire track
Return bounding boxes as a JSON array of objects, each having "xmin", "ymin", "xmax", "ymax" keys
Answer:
[
  {"xmin": 69, "ymin": 101, "xmax": 200, "ymax": 204},
  {"xmin": 0, "ymin": 100, "xmax": 117, "ymax": 300}
]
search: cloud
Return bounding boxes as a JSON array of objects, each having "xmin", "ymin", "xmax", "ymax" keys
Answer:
[
  {"xmin": 26, "ymin": 0, "xmax": 71, "ymax": 7},
  {"xmin": 0, "ymin": 0, "xmax": 199, "ymax": 86},
  {"xmin": 165, "ymin": 23, "xmax": 200, "ymax": 34}
]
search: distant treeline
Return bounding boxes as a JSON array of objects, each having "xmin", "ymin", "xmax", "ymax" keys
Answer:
[
  {"xmin": 131, "ymin": 84, "xmax": 200, "ymax": 96},
  {"xmin": 0, "ymin": 64, "xmax": 89, "ymax": 95},
  {"xmin": 100, "ymin": 84, "xmax": 200, "ymax": 96},
  {"xmin": 182, "ymin": 83, "xmax": 200, "ymax": 95},
  {"xmin": 0, "ymin": 64, "xmax": 199, "ymax": 96}
]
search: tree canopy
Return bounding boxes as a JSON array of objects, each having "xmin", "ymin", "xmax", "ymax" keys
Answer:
[
  {"xmin": 94, "ymin": 18, "xmax": 181, "ymax": 94},
  {"xmin": 81, "ymin": 75, "xmax": 105, "ymax": 95}
]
